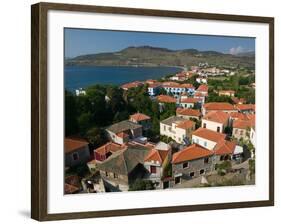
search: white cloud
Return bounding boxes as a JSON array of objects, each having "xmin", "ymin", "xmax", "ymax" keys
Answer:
[{"xmin": 229, "ymin": 46, "xmax": 244, "ymax": 55}]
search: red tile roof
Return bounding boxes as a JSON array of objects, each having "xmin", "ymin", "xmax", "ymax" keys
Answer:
[
  {"xmin": 233, "ymin": 119, "xmax": 255, "ymax": 129},
  {"xmin": 181, "ymin": 83, "xmax": 195, "ymax": 89},
  {"xmin": 121, "ymin": 81, "xmax": 143, "ymax": 89},
  {"xmin": 176, "ymin": 108, "xmax": 201, "ymax": 117},
  {"xmin": 202, "ymin": 111, "xmax": 229, "ymax": 124},
  {"xmin": 214, "ymin": 140, "xmax": 236, "ymax": 155},
  {"xmin": 148, "ymin": 82, "xmax": 161, "ymax": 88},
  {"xmin": 64, "ymin": 138, "xmax": 89, "ymax": 154},
  {"xmin": 192, "ymin": 128, "xmax": 226, "ymax": 143},
  {"xmin": 117, "ymin": 132, "xmax": 129, "ymax": 138},
  {"xmin": 194, "ymin": 92, "xmax": 207, "ymax": 97},
  {"xmin": 172, "ymin": 144, "xmax": 213, "ymax": 164},
  {"xmin": 235, "ymin": 104, "xmax": 255, "ymax": 111},
  {"xmin": 204, "ymin": 102, "xmax": 236, "ymax": 111},
  {"xmin": 230, "ymin": 112, "xmax": 249, "ymax": 120},
  {"xmin": 180, "ymin": 98, "xmax": 200, "ymax": 103},
  {"xmin": 144, "ymin": 149, "xmax": 169, "ymax": 164},
  {"xmin": 157, "ymin": 95, "xmax": 176, "ymax": 103},
  {"xmin": 176, "ymin": 120, "xmax": 195, "ymax": 129},
  {"xmin": 130, "ymin": 112, "xmax": 151, "ymax": 121},
  {"xmin": 64, "ymin": 183, "xmax": 79, "ymax": 194},
  {"xmin": 197, "ymin": 84, "xmax": 208, "ymax": 92},
  {"xmin": 95, "ymin": 142, "xmax": 124, "ymax": 156}
]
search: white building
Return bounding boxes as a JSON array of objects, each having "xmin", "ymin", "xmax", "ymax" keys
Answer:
[
  {"xmin": 147, "ymin": 83, "xmax": 162, "ymax": 96},
  {"xmin": 196, "ymin": 77, "xmax": 207, "ymax": 84},
  {"xmin": 179, "ymin": 97, "xmax": 200, "ymax": 109},
  {"xmin": 160, "ymin": 116, "xmax": 195, "ymax": 144},
  {"xmin": 192, "ymin": 127, "xmax": 226, "ymax": 150},
  {"xmin": 201, "ymin": 111, "xmax": 230, "ymax": 133},
  {"xmin": 75, "ymin": 88, "xmax": 86, "ymax": 96}
]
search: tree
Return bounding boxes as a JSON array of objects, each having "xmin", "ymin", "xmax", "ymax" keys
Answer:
[
  {"xmin": 77, "ymin": 112, "xmax": 92, "ymax": 135},
  {"xmin": 216, "ymin": 161, "xmax": 232, "ymax": 176},
  {"xmin": 86, "ymin": 127, "xmax": 107, "ymax": 148},
  {"xmin": 248, "ymin": 159, "xmax": 255, "ymax": 179},
  {"xmin": 65, "ymin": 90, "xmax": 78, "ymax": 136},
  {"xmin": 129, "ymin": 179, "xmax": 155, "ymax": 191}
]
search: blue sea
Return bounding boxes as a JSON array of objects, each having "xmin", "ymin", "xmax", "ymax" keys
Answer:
[{"xmin": 65, "ymin": 66, "xmax": 182, "ymax": 91}]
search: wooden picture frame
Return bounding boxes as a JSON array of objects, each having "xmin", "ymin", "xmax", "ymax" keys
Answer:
[{"xmin": 31, "ymin": 2, "xmax": 274, "ymax": 221}]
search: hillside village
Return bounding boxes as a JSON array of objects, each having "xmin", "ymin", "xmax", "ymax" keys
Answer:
[{"xmin": 65, "ymin": 63, "xmax": 256, "ymax": 194}]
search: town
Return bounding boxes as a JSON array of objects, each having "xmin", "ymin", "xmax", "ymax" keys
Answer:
[{"xmin": 64, "ymin": 63, "xmax": 256, "ymax": 194}]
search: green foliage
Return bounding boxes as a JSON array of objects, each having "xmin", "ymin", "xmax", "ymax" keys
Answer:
[
  {"xmin": 206, "ymin": 92, "xmax": 232, "ymax": 103},
  {"xmin": 224, "ymin": 126, "xmax": 233, "ymax": 135},
  {"xmin": 160, "ymin": 135, "xmax": 173, "ymax": 144},
  {"xmin": 163, "ymin": 163, "xmax": 172, "ymax": 178},
  {"xmin": 129, "ymin": 179, "xmax": 155, "ymax": 191},
  {"xmin": 160, "ymin": 103, "xmax": 176, "ymax": 121},
  {"xmin": 216, "ymin": 161, "xmax": 232, "ymax": 176},
  {"xmin": 86, "ymin": 127, "xmax": 107, "ymax": 148},
  {"xmin": 65, "ymin": 90, "xmax": 78, "ymax": 136},
  {"xmin": 190, "ymin": 117, "xmax": 201, "ymax": 129},
  {"xmin": 249, "ymin": 159, "xmax": 255, "ymax": 178},
  {"xmin": 66, "ymin": 164, "xmax": 90, "ymax": 178}
]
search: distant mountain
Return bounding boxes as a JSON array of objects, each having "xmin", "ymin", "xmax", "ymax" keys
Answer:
[
  {"xmin": 66, "ymin": 45, "xmax": 255, "ymax": 69},
  {"xmin": 236, "ymin": 51, "xmax": 255, "ymax": 57}
]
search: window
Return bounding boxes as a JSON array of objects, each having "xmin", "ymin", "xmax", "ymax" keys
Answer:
[
  {"xmin": 240, "ymin": 130, "xmax": 244, "ymax": 135},
  {"xmin": 235, "ymin": 129, "xmax": 238, "ymax": 134},
  {"xmin": 114, "ymin": 173, "xmax": 118, "ymax": 179},
  {"xmin": 204, "ymin": 157, "xmax": 209, "ymax": 164},
  {"xmin": 183, "ymin": 162, "xmax": 189, "ymax": 169},
  {"xmin": 150, "ymin": 166, "xmax": 157, "ymax": 174},
  {"xmin": 204, "ymin": 141, "xmax": 207, "ymax": 147},
  {"xmin": 203, "ymin": 123, "xmax": 206, "ymax": 128},
  {"xmin": 72, "ymin": 152, "xmax": 79, "ymax": 161},
  {"xmin": 189, "ymin": 172, "xmax": 195, "ymax": 178},
  {"xmin": 178, "ymin": 137, "xmax": 181, "ymax": 142},
  {"xmin": 175, "ymin": 176, "xmax": 181, "ymax": 184},
  {"xmin": 217, "ymin": 126, "xmax": 220, "ymax": 132},
  {"xmin": 163, "ymin": 125, "xmax": 166, "ymax": 131},
  {"xmin": 105, "ymin": 171, "xmax": 108, "ymax": 177},
  {"xmin": 200, "ymin": 169, "xmax": 205, "ymax": 175}
]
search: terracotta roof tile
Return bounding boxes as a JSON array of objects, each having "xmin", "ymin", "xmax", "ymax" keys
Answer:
[
  {"xmin": 64, "ymin": 183, "xmax": 79, "ymax": 194},
  {"xmin": 233, "ymin": 119, "xmax": 255, "ymax": 129},
  {"xmin": 64, "ymin": 138, "xmax": 89, "ymax": 154},
  {"xmin": 130, "ymin": 112, "xmax": 151, "ymax": 121},
  {"xmin": 176, "ymin": 108, "xmax": 201, "ymax": 117},
  {"xmin": 204, "ymin": 102, "xmax": 236, "ymax": 111},
  {"xmin": 117, "ymin": 132, "xmax": 129, "ymax": 138},
  {"xmin": 214, "ymin": 140, "xmax": 236, "ymax": 155},
  {"xmin": 202, "ymin": 111, "xmax": 229, "ymax": 124},
  {"xmin": 176, "ymin": 120, "xmax": 195, "ymax": 129},
  {"xmin": 95, "ymin": 142, "xmax": 124, "ymax": 156},
  {"xmin": 197, "ymin": 84, "xmax": 208, "ymax": 92},
  {"xmin": 157, "ymin": 95, "xmax": 176, "ymax": 103},
  {"xmin": 144, "ymin": 148, "xmax": 169, "ymax": 164},
  {"xmin": 180, "ymin": 98, "xmax": 200, "ymax": 103},
  {"xmin": 172, "ymin": 144, "xmax": 213, "ymax": 164},
  {"xmin": 192, "ymin": 127, "xmax": 226, "ymax": 143},
  {"xmin": 235, "ymin": 104, "xmax": 255, "ymax": 111},
  {"xmin": 121, "ymin": 81, "xmax": 143, "ymax": 89}
]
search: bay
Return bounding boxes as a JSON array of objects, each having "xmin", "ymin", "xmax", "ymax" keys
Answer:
[{"xmin": 64, "ymin": 66, "xmax": 182, "ymax": 91}]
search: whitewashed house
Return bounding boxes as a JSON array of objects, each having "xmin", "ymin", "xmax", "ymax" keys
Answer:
[{"xmin": 160, "ymin": 116, "xmax": 195, "ymax": 144}]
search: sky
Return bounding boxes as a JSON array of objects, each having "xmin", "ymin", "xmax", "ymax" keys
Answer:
[{"xmin": 64, "ymin": 28, "xmax": 255, "ymax": 58}]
